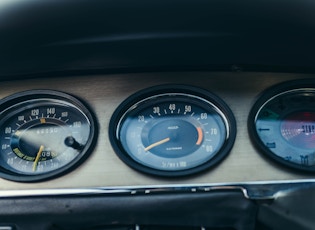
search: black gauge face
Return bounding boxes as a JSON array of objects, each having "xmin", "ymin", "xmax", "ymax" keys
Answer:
[
  {"xmin": 0, "ymin": 90, "xmax": 97, "ymax": 182},
  {"xmin": 249, "ymin": 80, "xmax": 315, "ymax": 172},
  {"xmin": 109, "ymin": 85, "xmax": 236, "ymax": 176}
]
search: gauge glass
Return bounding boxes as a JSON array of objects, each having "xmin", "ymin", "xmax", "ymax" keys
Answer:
[
  {"xmin": 249, "ymin": 81, "xmax": 315, "ymax": 172},
  {"xmin": 0, "ymin": 90, "xmax": 97, "ymax": 182},
  {"xmin": 110, "ymin": 86, "xmax": 236, "ymax": 176}
]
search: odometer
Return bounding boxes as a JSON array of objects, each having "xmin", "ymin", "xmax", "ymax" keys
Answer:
[{"xmin": 109, "ymin": 85, "xmax": 236, "ymax": 176}]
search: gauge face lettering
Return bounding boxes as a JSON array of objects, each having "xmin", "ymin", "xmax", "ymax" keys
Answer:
[
  {"xmin": 120, "ymin": 100, "xmax": 226, "ymax": 170},
  {"xmin": 249, "ymin": 80, "xmax": 315, "ymax": 172},
  {"xmin": 109, "ymin": 85, "xmax": 236, "ymax": 176},
  {"xmin": 0, "ymin": 90, "xmax": 97, "ymax": 182}
]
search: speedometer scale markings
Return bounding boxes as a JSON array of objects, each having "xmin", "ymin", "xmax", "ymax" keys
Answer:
[
  {"xmin": 109, "ymin": 85, "xmax": 236, "ymax": 176},
  {"xmin": 2, "ymin": 105, "xmax": 81, "ymax": 174},
  {"xmin": 0, "ymin": 90, "xmax": 97, "ymax": 182}
]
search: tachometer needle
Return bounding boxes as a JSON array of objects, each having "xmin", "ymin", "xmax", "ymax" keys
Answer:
[
  {"xmin": 144, "ymin": 137, "xmax": 170, "ymax": 152},
  {"xmin": 33, "ymin": 145, "xmax": 44, "ymax": 172}
]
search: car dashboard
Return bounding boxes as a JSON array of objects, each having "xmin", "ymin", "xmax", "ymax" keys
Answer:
[{"xmin": 1, "ymin": 1, "xmax": 315, "ymax": 230}]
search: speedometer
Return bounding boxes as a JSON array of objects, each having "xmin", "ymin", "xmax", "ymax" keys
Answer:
[
  {"xmin": 0, "ymin": 90, "xmax": 97, "ymax": 182},
  {"xmin": 109, "ymin": 85, "xmax": 236, "ymax": 176}
]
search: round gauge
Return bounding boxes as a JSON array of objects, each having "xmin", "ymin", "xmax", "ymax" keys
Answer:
[
  {"xmin": 0, "ymin": 90, "xmax": 97, "ymax": 182},
  {"xmin": 249, "ymin": 79, "xmax": 315, "ymax": 172},
  {"xmin": 109, "ymin": 85, "xmax": 236, "ymax": 176}
]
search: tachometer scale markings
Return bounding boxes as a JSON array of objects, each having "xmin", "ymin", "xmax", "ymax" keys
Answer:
[
  {"xmin": 110, "ymin": 85, "xmax": 236, "ymax": 176},
  {"xmin": 196, "ymin": 127, "xmax": 203, "ymax": 145}
]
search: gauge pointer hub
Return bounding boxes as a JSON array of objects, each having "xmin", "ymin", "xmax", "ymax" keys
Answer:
[{"xmin": 64, "ymin": 136, "xmax": 83, "ymax": 150}]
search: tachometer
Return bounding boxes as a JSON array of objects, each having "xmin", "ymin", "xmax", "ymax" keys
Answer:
[
  {"xmin": 0, "ymin": 90, "xmax": 97, "ymax": 182},
  {"xmin": 249, "ymin": 79, "xmax": 315, "ymax": 172},
  {"xmin": 109, "ymin": 85, "xmax": 236, "ymax": 176}
]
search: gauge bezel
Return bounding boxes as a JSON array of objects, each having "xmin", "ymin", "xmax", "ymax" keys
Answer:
[
  {"xmin": 248, "ymin": 79, "xmax": 315, "ymax": 172},
  {"xmin": 0, "ymin": 90, "xmax": 98, "ymax": 182},
  {"xmin": 109, "ymin": 85, "xmax": 236, "ymax": 177}
]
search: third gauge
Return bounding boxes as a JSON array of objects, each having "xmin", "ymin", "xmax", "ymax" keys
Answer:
[
  {"xmin": 109, "ymin": 85, "xmax": 236, "ymax": 176},
  {"xmin": 249, "ymin": 79, "xmax": 315, "ymax": 172}
]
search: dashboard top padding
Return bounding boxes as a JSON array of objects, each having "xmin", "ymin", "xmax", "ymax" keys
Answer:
[{"xmin": 1, "ymin": 0, "xmax": 315, "ymax": 78}]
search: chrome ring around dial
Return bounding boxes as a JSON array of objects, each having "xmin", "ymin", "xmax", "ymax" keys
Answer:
[
  {"xmin": 249, "ymin": 79, "xmax": 315, "ymax": 172},
  {"xmin": 0, "ymin": 90, "xmax": 97, "ymax": 182},
  {"xmin": 109, "ymin": 85, "xmax": 236, "ymax": 177}
]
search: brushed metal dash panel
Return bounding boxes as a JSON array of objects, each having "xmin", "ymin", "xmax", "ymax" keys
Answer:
[{"xmin": 0, "ymin": 72, "xmax": 313, "ymax": 190}]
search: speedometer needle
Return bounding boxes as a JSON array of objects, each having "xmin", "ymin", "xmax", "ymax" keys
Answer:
[
  {"xmin": 32, "ymin": 145, "xmax": 44, "ymax": 172},
  {"xmin": 144, "ymin": 137, "xmax": 170, "ymax": 152}
]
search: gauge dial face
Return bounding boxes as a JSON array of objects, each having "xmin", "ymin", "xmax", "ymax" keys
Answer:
[
  {"xmin": 249, "ymin": 80, "xmax": 315, "ymax": 172},
  {"xmin": 109, "ymin": 85, "xmax": 236, "ymax": 176},
  {"xmin": 0, "ymin": 90, "xmax": 97, "ymax": 182}
]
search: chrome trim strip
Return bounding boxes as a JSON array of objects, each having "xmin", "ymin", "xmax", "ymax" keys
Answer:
[{"xmin": 0, "ymin": 179, "xmax": 315, "ymax": 200}]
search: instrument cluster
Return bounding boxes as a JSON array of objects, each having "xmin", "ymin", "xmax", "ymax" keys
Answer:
[{"xmin": 0, "ymin": 79, "xmax": 314, "ymax": 182}]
